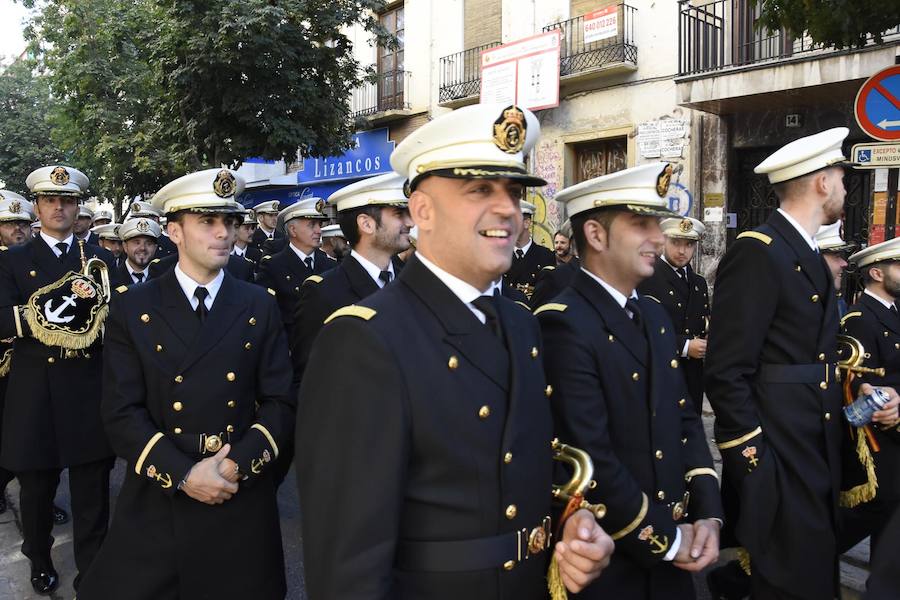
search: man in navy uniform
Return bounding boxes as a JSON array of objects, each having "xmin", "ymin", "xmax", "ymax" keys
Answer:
[
  {"xmin": 250, "ymin": 199, "xmax": 281, "ymax": 251},
  {"xmin": 232, "ymin": 208, "xmax": 262, "ymax": 264},
  {"xmin": 130, "ymin": 201, "xmax": 176, "ymax": 258},
  {"xmin": 290, "ymin": 172, "xmax": 411, "ymax": 389},
  {"xmin": 74, "ymin": 205, "xmax": 100, "ymax": 245},
  {"xmin": 116, "ymin": 217, "xmax": 160, "ymax": 285},
  {"xmin": 637, "ymin": 216, "xmax": 709, "ymax": 413},
  {"xmin": 320, "ymin": 223, "xmax": 350, "ymax": 263},
  {"xmin": 816, "ymin": 221, "xmax": 854, "ymax": 318},
  {"xmin": 0, "ymin": 166, "xmax": 117, "ymax": 594},
  {"xmin": 530, "ymin": 220, "xmax": 579, "ymax": 309},
  {"xmin": 504, "ymin": 200, "xmax": 554, "ymax": 298},
  {"xmin": 837, "ymin": 237, "xmax": 900, "ymax": 563},
  {"xmin": 93, "ymin": 222, "xmax": 124, "ymax": 267},
  {"xmin": 705, "ymin": 128, "xmax": 899, "ymax": 599},
  {"xmin": 77, "ymin": 168, "xmax": 293, "ymax": 600},
  {"xmin": 255, "ymin": 198, "xmax": 330, "ymax": 334},
  {"xmin": 537, "ymin": 164, "xmax": 723, "ymax": 599},
  {"xmin": 297, "ymin": 103, "xmax": 614, "ymax": 600}
]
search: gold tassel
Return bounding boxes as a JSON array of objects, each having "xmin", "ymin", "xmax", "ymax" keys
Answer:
[
  {"xmin": 839, "ymin": 427, "xmax": 878, "ymax": 508},
  {"xmin": 736, "ymin": 547, "xmax": 751, "ymax": 576},
  {"xmin": 548, "ymin": 553, "xmax": 568, "ymax": 600},
  {"xmin": 0, "ymin": 348, "xmax": 11, "ymax": 378}
]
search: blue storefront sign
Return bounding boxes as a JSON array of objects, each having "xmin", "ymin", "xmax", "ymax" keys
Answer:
[{"xmin": 239, "ymin": 128, "xmax": 396, "ymax": 208}]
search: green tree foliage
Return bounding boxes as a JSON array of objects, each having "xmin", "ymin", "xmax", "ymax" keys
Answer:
[
  {"xmin": 0, "ymin": 60, "xmax": 64, "ymax": 192},
  {"xmin": 22, "ymin": 0, "xmax": 392, "ymax": 208},
  {"xmin": 753, "ymin": 0, "xmax": 900, "ymax": 49}
]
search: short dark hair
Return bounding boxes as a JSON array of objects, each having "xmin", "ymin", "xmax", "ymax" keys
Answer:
[
  {"xmin": 337, "ymin": 206, "xmax": 384, "ymax": 247},
  {"xmin": 571, "ymin": 208, "xmax": 617, "ymax": 255},
  {"xmin": 862, "ymin": 260, "xmax": 897, "ymax": 285}
]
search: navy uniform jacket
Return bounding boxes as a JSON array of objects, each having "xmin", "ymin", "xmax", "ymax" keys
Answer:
[
  {"xmin": 0, "ymin": 237, "xmax": 117, "ymax": 471},
  {"xmin": 289, "ymin": 254, "xmax": 403, "ymax": 390},
  {"xmin": 251, "ymin": 226, "xmax": 282, "ymax": 252},
  {"xmin": 255, "ymin": 246, "xmax": 331, "ymax": 332},
  {"xmin": 148, "ymin": 253, "xmax": 255, "ymax": 282},
  {"xmin": 529, "ymin": 259, "xmax": 580, "ymax": 310},
  {"xmin": 537, "ymin": 271, "xmax": 722, "ymax": 599},
  {"xmin": 504, "ymin": 240, "xmax": 554, "ymax": 295},
  {"xmin": 637, "ymin": 259, "xmax": 710, "ymax": 411},
  {"xmin": 297, "ymin": 256, "xmax": 556, "ymax": 600},
  {"xmin": 154, "ymin": 233, "xmax": 177, "ymax": 258},
  {"xmin": 77, "ymin": 270, "xmax": 292, "ymax": 600},
  {"xmin": 704, "ymin": 211, "xmax": 842, "ymax": 599},
  {"xmin": 839, "ymin": 294, "xmax": 900, "ymax": 506}
]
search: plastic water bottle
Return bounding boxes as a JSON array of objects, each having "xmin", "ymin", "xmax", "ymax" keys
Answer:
[{"xmin": 843, "ymin": 388, "xmax": 890, "ymax": 427}]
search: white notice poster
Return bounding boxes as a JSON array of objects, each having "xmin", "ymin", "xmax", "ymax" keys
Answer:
[{"xmin": 480, "ymin": 61, "xmax": 517, "ymax": 106}]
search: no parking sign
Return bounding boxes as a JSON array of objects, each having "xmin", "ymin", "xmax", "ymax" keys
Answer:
[{"xmin": 855, "ymin": 66, "xmax": 900, "ymax": 142}]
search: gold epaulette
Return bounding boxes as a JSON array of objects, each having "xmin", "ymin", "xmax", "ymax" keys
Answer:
[
  {"xmin": 324, "ymin": 305, "xmax": 377, "ymax": 324},
  {"xmin": 116, "ymin": 285, "xmax": 129, "ymax": 293},
  {"xmin": 0, "ymin": 246, "xmax": 7, "ymax": 251},
  {"xmin": 541, "ymin": 265, "xmax": 556, "ymax": 271},
  {"xmin": 736, "ymin": 231, "xmax": 772, "ymax": 245},
  {"xmin": 266, "ymin": 288, "xmax": 276, "ymax": 296},
  {"xmin": 262, "ymin": 255, "xmax": 272, "ymax": 261},
  {"xmin": 244, "ymin": 256, "xmax": 254, "ymax": 263},
  {"xmin": 304, "ymin": 275, "xmax": 324, "ymax": 285},
  {"xmin": 150, "ymin": 258, "xmax": 160, "ymax": 264},
  {"xmin": 840, "ymin": 311, "xmax": 862, "ymax": 325},
  {"xmin": 643, "ymin": 295, "xmax": 661, "ymax": 303},
  {"xmin": 534, "ymin": 303, "xmax": 567, "ymax": 315},
  {"xmin": 515, "ymin": 301, "xmax": 530, "ymax": 311}
]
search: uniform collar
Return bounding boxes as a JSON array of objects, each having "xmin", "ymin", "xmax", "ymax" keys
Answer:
[
  {"xmin": 516, "ymin": 238, "xmax": 533, "ymax": 255},
  {"xmin": 289, "ymin": 243, "xmax": 314, "ymax": 264},
  {"xmin": 864, "ymin": 288, "xmax": 896, "ymax": 311},
  {"xmin": 777, "ymin": 208, "xmax": 819, "ymax": 252},
  {"xmin": 580, "ymin": 267, "xmax": 637, "ymax": 310},
  {"xmin": 415, "ymin": 251, "xmax": 499, "ymax": 323},
  {"xmin": 40, "ymin": 231, "xmax": 74, "ymax": 251},
  {"xmin": 351, "ymin": 249, "xmax": 394, "ymax": 288},
  {"xmin": 173, "ymin": 263, "xmax": 224, "ymax": 306}
]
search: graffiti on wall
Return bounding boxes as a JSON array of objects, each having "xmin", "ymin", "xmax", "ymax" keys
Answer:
[{"xmin": 528, "ymin": 140, "xmax": 562, "ymax": 248}]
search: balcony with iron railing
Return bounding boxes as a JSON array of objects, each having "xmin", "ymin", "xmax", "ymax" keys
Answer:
[
  {"xmin": 350, "ymin": 70, "xmax": 412, "ymax": 121},
  {"xmin": 677, "ymin": 0, "xmax": 900, "ymax": 78},
  {"xmin": 438, "ymin": 41, "xmax": 502, "ymax": 107},
  {"xmin": 543, "ymin": 4, "xmax": 637, "ymax": 81}
]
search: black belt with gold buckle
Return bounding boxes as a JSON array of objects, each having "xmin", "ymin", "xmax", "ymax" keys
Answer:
[
  {"xmin": 170, "ymin": 431, "xmax": 234, "ymax": 456},
  {"xmin": 395, "ymin": 516, "xmax": 552, "ymax": 573}
]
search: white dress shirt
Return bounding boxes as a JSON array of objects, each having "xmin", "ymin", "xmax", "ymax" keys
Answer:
[
  {"xmin": 126, "ymin": 261, "xmax": 148, "ymax": 284},
  {"xmin": 174, "ymin": 264, "xmax": 224, "ymax": 311},
  {"xmin": 41, "ymin": 232, "xmax": 75, "ymax": 257},
  {"xmin": 351, "ymin": 250, "xmax": 394, "ymax": 288},
  {"xmin": 514, "ymin": 238, "xmax": 533, "ymax": 258},
  {"xmin": 416, "ymin": 252, "xmax": 500, "ymax": 324},
  {"xmin": 232, "ymin": 245, "xmax": 246, "ymax": 257},
  {"xmin": 289, "ymin": 243, "xmax": 315, "ymax": 269}
]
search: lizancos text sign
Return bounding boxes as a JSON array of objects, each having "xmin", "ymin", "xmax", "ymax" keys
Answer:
[
  {"xmin": 297, "ymin": 128, "xmax": 395, "ymax": 184},
  {"xmin": 480, "ymin": 30, "xmax": 560, "ymax": 112}
]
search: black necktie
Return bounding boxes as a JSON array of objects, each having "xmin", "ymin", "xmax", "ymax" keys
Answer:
[
  {"xmin": 194, "ymin": 287, "xmax": 209, "ymax": 322},
  {"xmin": 304, "ymin": 257, "xmax": 313, "ymax": 271},
  {"xmin": 472, "ymin": 292, "xmax": 503, "ymax": 340},
  {"xmin": 378, "ymin": 270, "xmax": 393, "ymax": 286},
  {"xmin": 625, "ymin": 298, "xmax": 643, "ymax": 328},
  {"xmin": 133, "ymin": 272, "xmax": 144, "ymax": 283},
  {"xmin": 677, "ymin": 267, "xmax": 687, "ymax": 280},
  {"xmin": 55, "ymin": 242, "xmax": 68, "ymax": 262},
  {"xmin": 515, "ymin": 249, "xmax": 525, "ymax": 260}
]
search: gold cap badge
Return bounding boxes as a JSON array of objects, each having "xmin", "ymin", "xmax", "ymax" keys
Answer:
[
  {"xmin": 50, "ymin": 166, "xmax": 70, "ymax": 186},
  {"xmin": 679, "ymin": 219, "xmax": 693, "ymax": 233},
  {"xmin": 656, "ymin": 164, "xmax": 673, "ymax": 197},
  {"xmin": 493, "ymin": 106, "xmax": 526, "ymax": 154},
  {"xmin": 137, "ymin": 219, "xmax": 150, "ymax": 233},
  {"xmin": 315, "ymin": 199, "xmax": 326, "ymax": 214},
  {"xmin": 9, "ymin": 201, "xmax": 21, "ymax": 214},
  {"xmin": 213, "ymin": 170, "xmax": 237, "ymax": 198}
]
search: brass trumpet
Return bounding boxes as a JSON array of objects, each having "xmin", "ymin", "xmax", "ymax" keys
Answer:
[
  {"xmin": 79, "ymin": 240, "xmax": 111, "ymax": 300},
  {"xmin": 551, "ymin": 439, "xmax": 606, "ymax": 519},
  {"xmin": 837, "ymin": 334, "xmax": 885, "ymax": 377}
]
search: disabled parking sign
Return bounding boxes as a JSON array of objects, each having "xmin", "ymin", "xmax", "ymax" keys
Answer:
[{"xmin": 855, "ymin": 65, "xmax": 900, "ymax": 142}]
